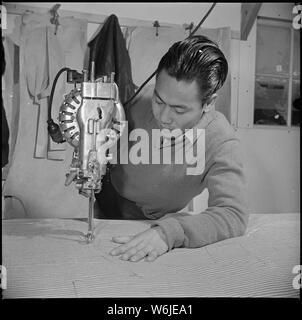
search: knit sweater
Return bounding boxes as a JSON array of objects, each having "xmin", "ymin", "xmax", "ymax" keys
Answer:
[{"xmin": 97, "ymin": 85, "xmax": 249, "ymax": 250}]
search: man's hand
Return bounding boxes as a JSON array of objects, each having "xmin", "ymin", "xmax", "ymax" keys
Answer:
[{"xmin": 109, "ymin": 227, "xmax": 169, "ymax": 262}]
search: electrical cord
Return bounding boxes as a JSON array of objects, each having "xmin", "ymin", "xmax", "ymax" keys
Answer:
[
  {"xmin": 48, "ymin": 67, "xmax": 71, "ymax": 121},
  {"xmin": 47, "ymin": 67, "xmax": 71, "ymax": 143},
  {"xmin": 123, "ymin": 2, "xmax": 217, "ymax": 107},
  {"xmin": 190, "ymin": 2, "xmax": 216, "ymax": 35},
  {"xmin": 47, "ymin": 67, "xmax": 85, "ymax": 143}
]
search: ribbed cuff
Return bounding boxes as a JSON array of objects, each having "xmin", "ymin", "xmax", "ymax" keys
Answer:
[{"xmin": 151, "ymin": 217, "xmax": 185, "ymax": 251}]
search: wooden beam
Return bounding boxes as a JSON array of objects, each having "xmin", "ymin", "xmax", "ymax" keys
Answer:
[
  {"xmin": 3, "ymin": 2, "xmax": 182, "ymax": 28},
  {"xmin": 241, "ymin": 3, "xmax": 262, "ymax": 41},
  {"xmin": 4, "ymin": 2, "xmax": 241, "ymax": 39}
]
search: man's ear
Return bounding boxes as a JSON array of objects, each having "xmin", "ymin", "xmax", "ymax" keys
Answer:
[{"xmin": 203, "ymin": 94, "xmax": 218, "ymax": 112}]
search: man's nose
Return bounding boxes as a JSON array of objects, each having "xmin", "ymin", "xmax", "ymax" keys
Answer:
[{"xmin": 159, "ymin": 105, "xmax": 172, "ymax": 125}]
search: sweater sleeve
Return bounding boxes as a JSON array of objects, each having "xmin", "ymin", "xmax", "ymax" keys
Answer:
[{"xmin": 151, "ymin": 137, "xmax": 250, "ymax": 250}]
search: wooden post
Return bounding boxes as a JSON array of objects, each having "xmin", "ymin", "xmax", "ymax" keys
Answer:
[{"xmin": 241, "ymin": 3, "xmax": 262, "ymax": 41}]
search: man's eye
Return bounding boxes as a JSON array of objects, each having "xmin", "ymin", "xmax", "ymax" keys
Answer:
[
  {"xmin": 156, "ymin": 99, "xmax": 164, "ymax": 105},
  {"xmin": 174, "ymin": 108, "xmax": 185, "ymax": 114}
]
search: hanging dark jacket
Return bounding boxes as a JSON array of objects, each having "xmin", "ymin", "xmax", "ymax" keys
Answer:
[
  {"xmin": 88, "ymin": 14, "xmax": 136, "ymax": 105},
  {"xmin": 2, "ymin": 37, "xmax": 9, "ymax": 168},
  {"xmin": 89, "ymin": 15, "xmax": 136, "ymax": 217}
]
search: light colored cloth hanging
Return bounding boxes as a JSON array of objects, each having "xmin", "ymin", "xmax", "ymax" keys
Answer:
[
  {"xmin": 22, "ymin": 23, "xmax": 64, "ymax": 159},
  {"xmin": 47, "ymin": 16, "xmax": 88, "ymax": 160},
  {"xmin": 21, "ymin": 13, "xmax": 87, "ymax": 160},
  {"xmin": 3, "ymin": 13, "xmax": 88, "ymax": 219},
  {"xmin": 21, "ymin": 14, "xmax": 65, "ymax": 159},
  {"xmin": 2, "ymin": 35, "xmax": 21, "ymax": 179}
]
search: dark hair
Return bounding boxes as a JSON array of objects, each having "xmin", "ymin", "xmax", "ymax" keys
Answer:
[{"xmin": 157, "ymin": 35, "xmax": 228, "ymax": 105}]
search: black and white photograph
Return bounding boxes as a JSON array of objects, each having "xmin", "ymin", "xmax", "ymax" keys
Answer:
[{"xmin": 1, "ymin": 1, "xmax": 301, "ymax": 307}]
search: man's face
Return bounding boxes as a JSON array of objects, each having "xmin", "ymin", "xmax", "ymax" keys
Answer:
[{"xmin": 152, "ymin": 69, "xmax": 204, "ymax": 132}]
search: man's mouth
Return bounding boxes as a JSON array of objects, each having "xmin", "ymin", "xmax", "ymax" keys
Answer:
[
  {"xmin": 155, "ymin": 119, "xmax": 173, "ymax": 131},
  {"xmin": 156, "ymin": 123, "xmax": 184, "ymax": 139},
  {"xmin": 160, "ymin": 126, "xmax": 174, "ymax": 130}
]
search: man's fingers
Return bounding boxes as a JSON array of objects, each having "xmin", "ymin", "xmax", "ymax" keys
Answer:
[
  {"xmin": 112, "ymin": 235, "xmax": 133, "ymax": 244},
  {"xmin": 146, "ymin": 250, "xmax": 158, "ymax": 262},
  {"xmin": 130, "ymin": 248, "xmax": 149, "ymax": 262},
  {"xmin": 120, "ymin": 246, "xmax": 140, "ymax": 260},
  {"xmin": 110, "ymin": 235, "xmax": 141, "ymax": 256},
  {"xmin": 109, "ymin": 228, "xmax": 169, "ymax": 261},
  {"xmin": 120, "ymin": 242, "xmax": 152, "ymax": 261},
  {"xmin": 129, "ymin": 245, "xmax": 154, "ymax": 262}
]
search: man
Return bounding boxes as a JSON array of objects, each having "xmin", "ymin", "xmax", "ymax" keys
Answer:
[{"xmin": 95, "ymin": 35, "xmax": 249, "ymax": 262}]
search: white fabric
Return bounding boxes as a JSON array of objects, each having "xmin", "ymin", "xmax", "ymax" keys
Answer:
[
  {"xmin": 2, "ymin": 214, "xmax": 300, "ymax": 297},
  {"xmin": 3, "ymin": 14, "xmax": 88, "ymax": 218}
]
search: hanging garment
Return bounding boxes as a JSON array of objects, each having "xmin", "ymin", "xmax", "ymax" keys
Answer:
[
  {"xmin": 21, "ymin": 14, "xmax": 65, "ymax": 160},
  {"xmin": 3, "ymin": 14, "xmax": 89, "ymax": 219},
  {"xmin": 88, "ymin": 14, "xmax": 136, "ymax": 105},
  {"xmin": 47, "ymin": 16, "xmax": 88, "ymax": 160},
  {"xmin": 21, "ymin": 13, "xmax": 88, "ymax": 160},
  {"xmin": 1, "ymin": 38, "xmax": 9, "ymax": 168},
  {"xmin": 2, "ymin": 36, "xmax": 20, "ymax": 176}
]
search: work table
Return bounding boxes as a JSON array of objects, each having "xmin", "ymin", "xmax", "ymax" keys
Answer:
[{"xmin": 2, "ymin": 213, "xmax": 300, "ymax": 298}]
